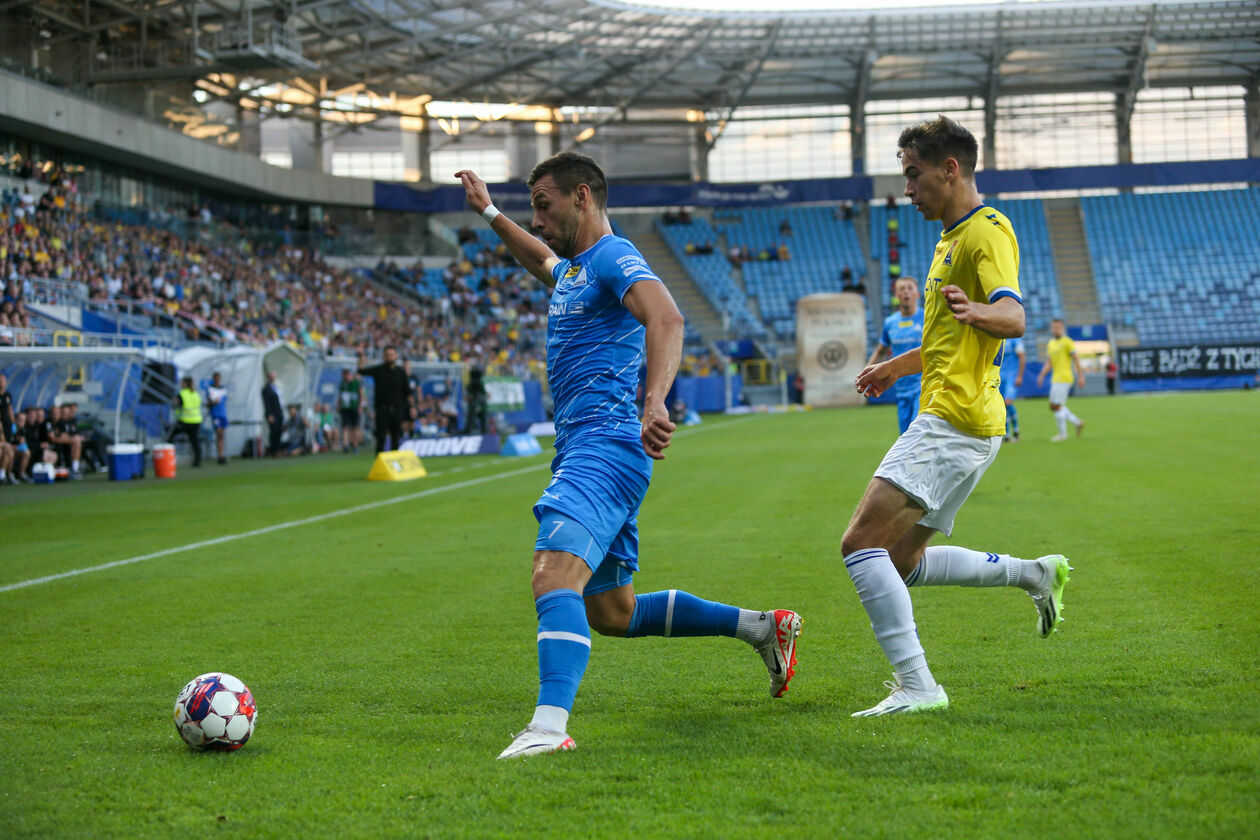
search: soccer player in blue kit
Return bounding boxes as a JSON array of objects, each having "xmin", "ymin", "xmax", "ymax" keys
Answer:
[
  {"xmin": 866, "ymin": 277, "xmax": 924, "ymax": 434},
  {"xmin": 456, "ymin": 154, "xmax": 802, "ymax": 760},
  {"xmin": 999, "ymin": 336, "xmax": 1026, "ymax": 442}
]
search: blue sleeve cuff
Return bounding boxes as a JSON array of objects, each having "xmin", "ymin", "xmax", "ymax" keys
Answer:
[{"xmin": 988, "ymin": 288, "xmax": 1023, "ymax": 304}]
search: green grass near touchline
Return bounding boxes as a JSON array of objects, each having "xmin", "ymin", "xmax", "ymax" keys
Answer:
[{"xmin": 0, "ymin": 392, "xmax": 1257, "ymax": 839}]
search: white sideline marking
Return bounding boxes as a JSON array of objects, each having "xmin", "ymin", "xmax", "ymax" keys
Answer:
[
  {"xmin": 0, "ymin": 415, "xmax": 758, "ymax": 595},
  {"xmin": 0, "ymin": 463, "xmax": 546, "ymax": 594}
]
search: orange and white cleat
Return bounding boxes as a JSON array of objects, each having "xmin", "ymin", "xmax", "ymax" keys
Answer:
[
  {"xmin": 755, "ymin": 609, "xmax": 802, "ymax": 698},
  {"xmin": 496, "ymin": 724, "xmax": 576, "ymax": 760}
]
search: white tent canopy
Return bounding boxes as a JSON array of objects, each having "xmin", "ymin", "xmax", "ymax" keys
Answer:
[{"xmin": 169, "ymin": 343, "xmax": 308, "ymax": 456}]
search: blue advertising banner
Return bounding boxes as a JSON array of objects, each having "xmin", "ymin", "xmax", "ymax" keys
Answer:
[
  {"xmin": 400, "ymin": 435, "xmax": 500, "ymax": 457},
  {"xmin": 377, "ymin": 159, "xmax": 1258, "ymax": 214},
  {"xmin": 1119, "ymin": 342, "xmax": 1260, "ymax": 392},
  {"xmin": 374, "ymin": 176, "xmax": 874, "ymax": 213},
  {"xmin": 977, "ymin": 158, "xmax": 1260, "ymax": 195}
]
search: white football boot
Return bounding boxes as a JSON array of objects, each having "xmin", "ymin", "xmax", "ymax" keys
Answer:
[
  {"xmin": 851, "ymin": 677, "xmax": 949, "ymax": 717},
  {"xmin": 1029, "ymin": 554, "xmax": 1072, "ymax": 638},
  {"xmin": 754, "ymin": 609, "xmax": 803, "ymax": 698},
  {"xmin": 496, "ymin": 724, "xmax": 576, "ymax": 760}
]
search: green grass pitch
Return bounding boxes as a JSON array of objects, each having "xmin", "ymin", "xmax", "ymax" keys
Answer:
[{"xmin": 2, "ymin": 390, "xmax": 1258, "ymax": 839}]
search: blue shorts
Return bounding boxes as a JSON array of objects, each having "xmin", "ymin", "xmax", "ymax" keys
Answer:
[
  {"xmin": 896, "ymin": 394, "xmax": 920, "ymax": 435},
  {"xmin": 533, "ymin": 435, "xmax": 651, "ymax": 597},
  {"xmin": 1000, "ymin": 376, "xmax": 1019, "ymax": 402},
  {"xmin": 211, "ymin": 413, "xmax": 228, "ymax": 430}
]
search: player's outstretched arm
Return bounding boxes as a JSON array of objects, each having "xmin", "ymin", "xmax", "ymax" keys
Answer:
[
  {"xmin": 455, "ymin": 169, "xmax": 559, "ymax": 289},
  {"xmin": 1037, "ymin": 359, "xmax": 1050, "ymax": 387},
  {"xmin": 856, "ymin": 347, "xmax": 921, "ymax": 399},
  {"xmin": 866, "ymin": 343, "xmax": 890, "ymax": 367},
  {"xmin": 624, "ymin": 280, "xmax": 685, "ymax": 460},
  {"xmin": 1072, "ymin": 352, "xmax": 1085, "ymax": 388},
  {"xmin": 1016, "ymin": 345, "xmax": 1027, "ymax": 386},
  {"xmin": 940, "ymin": 285, "xmax": 1025, "ymax": 338}
]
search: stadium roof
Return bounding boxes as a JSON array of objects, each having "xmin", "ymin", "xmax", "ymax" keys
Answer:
[{"xmin": 19, "ymin": 0, "xmax": 1260, "ymax": 115}]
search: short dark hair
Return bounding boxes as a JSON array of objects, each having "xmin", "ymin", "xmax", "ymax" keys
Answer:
[
  {"xmin": 898, "ymin": 116, "xmax": 979, "ymax": 178},
  {"xmin": 527, "ymin": 152, "xmax": 608, "ymax": 211}
]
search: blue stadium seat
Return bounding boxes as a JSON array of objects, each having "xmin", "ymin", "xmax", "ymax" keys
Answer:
[{"xmin": 1081, "ymin": 187, "xmax": 1260, "ymax": 345}]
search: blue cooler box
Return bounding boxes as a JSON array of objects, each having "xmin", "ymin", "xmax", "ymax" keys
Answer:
[{"xmin": 107, "ymin": 444, "xmax": 145, "ymax": 481}]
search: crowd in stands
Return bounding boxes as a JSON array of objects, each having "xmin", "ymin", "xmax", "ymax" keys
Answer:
[
  {"xmin": 376, "ymin": 247, "xmax": 547, "ymax": 380},
  {"xmin": 724, "ymin": 242, "xmax": 792, "ymax": 265},
  {"xmin": 1, "ymin": 160, "xmax": 546, "ymax": 376}
]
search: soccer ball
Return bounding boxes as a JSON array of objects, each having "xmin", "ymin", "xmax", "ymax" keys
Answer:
[{"xmin": 173, "ymin": 672, "xmax": 257, "ymax": 751}]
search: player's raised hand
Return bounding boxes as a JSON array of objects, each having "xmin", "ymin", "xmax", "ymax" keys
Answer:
[
  {"xmin": 641, "ymin": 398, "xmax": 676, "ymax": 460},
  {"xmin": 454, "ymin": 170, "xmax": 491, "ymax": 214},
  {"xmin": 940, "ymin": 284, "xmax": 979, "ymax": 324},
  {"xmin": 855, "ymin": 362, "xmax": 897, "ymax": 399}
]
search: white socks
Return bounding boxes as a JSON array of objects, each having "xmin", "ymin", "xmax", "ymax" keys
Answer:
[
  {"xmin": 530, "ymin": 704, "xmax": 569, "ymax": 733},
  {"xmin": 845, "ymin": 548, "xmax": 937, "ymax": 693},
  {"xmin": 735, "ymin": 609, "xmax": 774, "ymax": 646},
  {"xmin": 1055, "ymin": 407, "xmax": 1081, "ymax": 436},
  {"xmin": 907, "ymin": 545, "xmax": 1045, "ymax": 591}
]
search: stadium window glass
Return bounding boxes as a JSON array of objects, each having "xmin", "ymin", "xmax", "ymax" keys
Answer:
[
  {"xmin": 707, "ymin": 105, "xmax": 851, "ymax": 182},
  {"xmin": 330, "ymin": 151, "xmax": 405, "ymax": 180},
  {"xmin": 1132, "ymin": 86, "xmax": 1247, "ymax": 163},
  {"xmin": 864, "ymin": 98, "xmax": 985, "ymax": 175},
  {"xmin": 995, "ymin": 93, "xmax": 1117, "ymax": 169},
  {"xmin": 429, "ymin": 148, "xmax": 509, "ymax": 184}
]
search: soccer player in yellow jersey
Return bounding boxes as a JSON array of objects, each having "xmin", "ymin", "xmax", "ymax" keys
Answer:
[
  {"xmin": 1037, "ymin": 318, "xmax": 1086, "ymax": 441},
  {"xmin": 845, "ymin": 116, "xmax": 1072, "ymax": 716}
]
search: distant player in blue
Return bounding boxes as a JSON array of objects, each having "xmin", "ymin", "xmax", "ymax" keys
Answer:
[
  {"xmin": 205, "ymin": 371, "xmax": 229, "ymax": 465},
  {"xmin": 867, "ymin": 277, "xmax": 924, "ymax": 433},
  {"xmin": 999, "ymin": 337, "xmax": 1026, "ymax": 442},
  {"xmin": 457, "ymin": 154, "xmax": 802, "ymax": 760}
]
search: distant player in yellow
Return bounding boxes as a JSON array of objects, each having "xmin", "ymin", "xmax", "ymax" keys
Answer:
[
  {"xmin": 845, "ymin": 116, "xmax": 1071, "ymax": 716},
  {"xmin": 1036, "ymin": 318, "xmax": 1085, "ymax": 441}
]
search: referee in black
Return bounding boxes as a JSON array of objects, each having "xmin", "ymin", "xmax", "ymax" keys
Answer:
[{"xmin": 357, "ymin": 345, "xmax": 411, "ymax": 454}]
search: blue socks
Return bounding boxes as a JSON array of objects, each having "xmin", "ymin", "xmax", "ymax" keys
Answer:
[
  {"xmin": 624, "ymin": 589, "xmax": 739, "ymax": 638},
  {"xmin": 531, "ymin": 587, "xmax": 755, "ymax": 732},
  {"xmin": 1006, "ymin": 402, "xmax": 1019, "ymax": 436},
  {"xmin": 534, "ymin": 589, "xmax": 591, "ymax": 712}
]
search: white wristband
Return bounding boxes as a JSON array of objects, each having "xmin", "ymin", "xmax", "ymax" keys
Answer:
[{"xmin": 480, "ymin": 204, "xmax": 501, "ymax": 224}]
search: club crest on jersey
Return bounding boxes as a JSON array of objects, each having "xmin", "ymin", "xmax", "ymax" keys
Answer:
[
  {"xmin": 555, "ymin": 265, "xmax": 587, "ymax": 293},
  {"xmin": 943, "ymin": 239, "xmax": 959, "ymax": 265}
]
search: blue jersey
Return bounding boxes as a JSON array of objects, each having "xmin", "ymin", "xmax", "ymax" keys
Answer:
[
  {"xmin": 999, "ymin": 337, "xmax": 1025, "ymax": 380},
  {"xmin": 205, "ymin": 384, "xmax": 229, "ymax": 419},
  {"xmin": 881, "ymin": 308, "xmax": 924, "ymax": 399},
  {"xmin": 546, "ymin": 234, "xmax": 660, "ymax": 453}
]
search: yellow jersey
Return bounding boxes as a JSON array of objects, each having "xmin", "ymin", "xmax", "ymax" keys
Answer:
[
  {"xmin": 919, "ymin": 205, "xmax": 1022, "ymax": 437},
  {"xmin": 1046, "ymin": 336, "xmax": 1077, "ymax": 383}
]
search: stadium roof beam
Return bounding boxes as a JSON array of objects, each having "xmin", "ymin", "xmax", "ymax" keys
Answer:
[
  {"xmin": 1116, "ymin": 6, "xmax": 1158, "ymax": 165},
  {"xmin": 339, "ymin": 2, "xmax": 608, "ymax": 94},
  {"xmin": 13, "ymin": 0, "xmax": 1260, "ymax": 130},
  {"xmin": 850, "ymin": 37, "xmax": 874, "ymax": 177},
  {"xmin": 704, "ymin": 19, "xmax": 780, "ymax": 153},
  {"xmin": 431, "ymin": 8, "xmax": 626, "ymax": 102},
  {"xmin": 565, "ymin": 18, "xmax": 722, "ymax": 152},
  {"xmin": 983, "ymin": 12, "xmax": 1003, "ymax": 171},
  {"xmin": 317, "ymin": 0, "xmax": 546, "ymax": 70}
]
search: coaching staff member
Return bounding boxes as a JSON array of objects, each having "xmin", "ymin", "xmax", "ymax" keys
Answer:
[
  {"xmin": 262, "ymin": 370, "xmax": 284, "ymax": 457},
  {"xmin": 357, "ymin": 345, "xmax": 410, "ymax": 453}
]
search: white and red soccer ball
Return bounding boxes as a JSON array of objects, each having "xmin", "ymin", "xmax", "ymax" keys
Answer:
[{"xmin": 173, "ymin": 672, "xmax": 257, "ymax": 751}]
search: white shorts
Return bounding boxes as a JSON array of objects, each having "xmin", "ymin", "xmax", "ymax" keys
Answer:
[
  {"xmin": 873, "ymin": 413, "xmax": 1001, "ymax": 537},
  {"xmin": 1049, "ymin": 382, "xmax": 1072, "ymax": 405}
]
